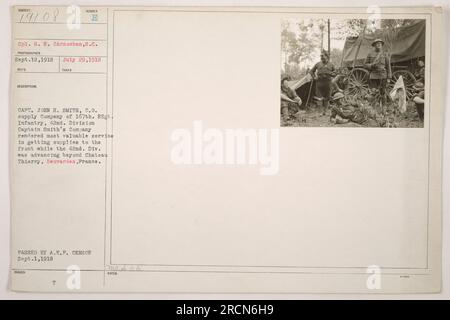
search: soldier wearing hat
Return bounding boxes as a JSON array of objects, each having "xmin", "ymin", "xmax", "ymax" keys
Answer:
[
  {"xmin": 310, "ymin": 50, "xmax": 336, "ymax": 115},
  {"xmin": 364, "ymin": 38, "xmax": 392, "ymax": 105},
  {"xmin": 329, "ymin": 92, "xmax": 350, "ymax": 124},
  {"xmin": 329, "ymin": 92, "xmax": 379, "ymax": 126}
]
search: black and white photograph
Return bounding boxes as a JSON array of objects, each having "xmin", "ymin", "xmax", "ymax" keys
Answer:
[{"xmin": 281, "ymin": 18, "xmax": 426, "ymax": 127}]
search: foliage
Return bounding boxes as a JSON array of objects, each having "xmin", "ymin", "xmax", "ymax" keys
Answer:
[
  {"xmin": 329, "ymin": 47, "xmax": 343, "ymax": 68},
  {"xmin": 335, "ymin": 19, "xmax": 418, "ymax": 50},
  {"xmin": 281, "ymin": 20, "xmax": 320, "ymax": 67}
]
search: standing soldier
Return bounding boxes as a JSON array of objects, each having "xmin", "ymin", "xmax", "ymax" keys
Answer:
[
  {"xmin": 310, "ymin": 51, "xmax": 336, "ymax": 115},
  {"xmin": 364, "ymin": 38, "xmax": 392, "ymax": 107}
]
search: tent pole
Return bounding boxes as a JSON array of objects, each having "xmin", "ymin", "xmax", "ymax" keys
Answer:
[
  {"xmin": 353, "ymin": 25, "xmax": 367, "ymax": 68},
  {"xmin": 328, "ymin": 19, "xmax": 331, "ymax": 57},
  {"xmin": 340, "ymin": 37, "xmax": 346, "ymax": 68}
]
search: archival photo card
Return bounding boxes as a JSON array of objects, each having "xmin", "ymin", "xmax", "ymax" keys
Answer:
[{"xmin": 9, "ymin": 6, "xmax": 444, "ymax": 293}]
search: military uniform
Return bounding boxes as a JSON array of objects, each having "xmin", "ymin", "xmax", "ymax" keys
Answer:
[
  {"xmin": 331, "ymin": 103, "xmax": 367, "ymax": 125},
  {"xmin": 330, "ymin": 93, "xmax": 381, "ymax": 126},
  {"xmin": 310, "ymin": 61, "xmax": 335, "ymax": 100},
  {"xmin": 364, "ymin": 51, "xmax": 392, "ymax": 80},
  {"xmin": 364, "ymin": 44, "xmax": 392, "ymax": 103},
  {"xmin": 280, "ymin": 85, "xmax": 301, "ymax": 118},
  {"xmin": 413, "ymin": 83, "xmax": 425, "ymax": 121}
]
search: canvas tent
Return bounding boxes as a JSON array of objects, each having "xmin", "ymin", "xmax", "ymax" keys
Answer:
[
  {"xmin": 342, "ymin": 20, "xmax": 425, "ymax": 67},
  {"xmin": 286, "ymin": 73, "xmax": 316, "ymax": 103}
]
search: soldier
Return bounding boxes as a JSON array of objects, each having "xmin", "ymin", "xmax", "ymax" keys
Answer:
[
  {"xmin": 412, "ymin": 82, "xmax": 425, "ymax": 121},
  {"xmin": 310, "ymin": 51, "xmax": 336, "ymax": 115},
  {"xmin": 330, "ymin": 92, "xmax": 350, "ymax": 124},
  {"xmin": 331, "ymin": 67, "xmax": 348, "ymax": 93},
  {"xmin": 364, "ymin": 39, "xmax": 392, "ymax": 106},
  {"xmin": 414, "ymin": 60, "xmax": 425, "ymax": 83},
  {"xmin": 330, "ymin": 92, "xmax": 380, "ymax": 126},
  {"xmin": 280, "ymin": 76, "xmax": 303, "ymax": 121}
]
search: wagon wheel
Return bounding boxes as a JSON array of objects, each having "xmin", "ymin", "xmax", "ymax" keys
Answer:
[
  {"xmin": 388, "ymin": 70, "xmax": 417, "ymax": 101},
  {"xmin": 344, "ymin": 68, "xmax": 370, "ymax": 100}
]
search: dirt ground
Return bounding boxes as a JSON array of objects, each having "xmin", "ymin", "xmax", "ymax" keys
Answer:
[{"xmin": 281, "ymin": 101, "xmax": 424, "ymax": 128}]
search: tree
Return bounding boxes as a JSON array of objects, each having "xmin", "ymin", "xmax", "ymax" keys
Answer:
[
  {"xmin": 281, "ymin": 20, "xmax": 320, "ymax": 74},
  {"xmin": 334, "ymin": 19, "xmax": 366, "ymax": 39},
  {"xmin": 335, "ymin": 18, "xmax": 416, "ymax": 40}
]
